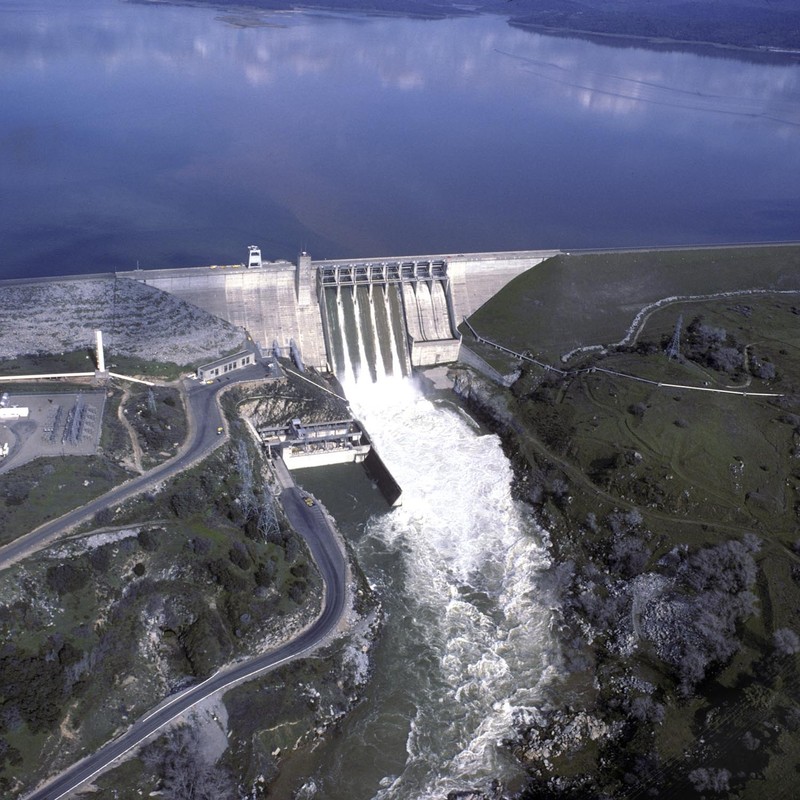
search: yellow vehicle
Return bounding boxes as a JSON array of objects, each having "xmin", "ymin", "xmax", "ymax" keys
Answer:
[
  {"xmin": 303, "ymin": 496, "xmax": 315, "ymax": 507},
  {"xmin": 216, "ymin": 426, "xmax": 224, "ymax": 435}
]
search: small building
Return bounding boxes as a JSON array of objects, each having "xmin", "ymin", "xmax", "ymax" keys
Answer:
[
  {"xmin": 0, "ymin": 406, "xmax": 29, "ymax": 420},
  {"xmin": 197, "ymin": 350, "xmax": 256, "ymax": 382},
  {"xmin": 259, "ymin": 417, "xmax": 370, "ymax": 468},
  {"xmin": 247, "ymin": 245, "xmax": 262, "ymax": 268}
]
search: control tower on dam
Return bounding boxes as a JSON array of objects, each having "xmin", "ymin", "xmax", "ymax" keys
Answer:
[{"xmin": 122, "ymin": 247, "xmax": 559, "ymax": 374}]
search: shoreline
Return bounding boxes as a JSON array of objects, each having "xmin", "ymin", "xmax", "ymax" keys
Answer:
[
  {"xmin": 507, "ymin": 19, "xmax": 800, "ymax": 61},
  {"xmin": 134, "ymin": 1, "xmax": 800, "ymax": 62}
]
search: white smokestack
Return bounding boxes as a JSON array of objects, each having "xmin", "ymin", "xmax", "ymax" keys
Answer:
[{"xmin": 95, "ymin": 330, "xmax": 105, "ymax": 372}]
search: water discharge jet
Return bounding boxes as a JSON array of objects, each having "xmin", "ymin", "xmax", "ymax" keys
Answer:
[
  {"xmin": 295, "ymin": 310, "xmax": 558, "ymax": 797},
  {"xmin": 305, "ymin": 371, "xmax": 559, "ymax": 799}
]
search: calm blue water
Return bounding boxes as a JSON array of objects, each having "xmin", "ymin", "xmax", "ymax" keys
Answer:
[{"xmin": 1, "ymin": 0, "xmax": 799, "ymax": 279}]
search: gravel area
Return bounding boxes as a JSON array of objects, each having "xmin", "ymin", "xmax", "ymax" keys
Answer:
[{"xmin": 0, "ymin": 278, "xmax": 245, "ymax": 365}]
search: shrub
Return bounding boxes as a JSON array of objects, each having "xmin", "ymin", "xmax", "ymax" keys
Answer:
[
  {"xmin": 180, "ymin": 611, "xmax": 228, "ymax": 677},
  {"xmin": 709, "ymin": 346, "xmax": 744, "ymax": 373},
  {"xmin": 92, "ymin": 506, "xmax": 114, "ymax": 528},
  {"xmin": 684, "ymin": 540, "xmax": 756, "ymax": 594},
  {"xmin": 46, "ymin": 561, "xmax": 89, "ymax": 596},
  {"xmin": 189, "ymin": 536, "xmax": 212, "ymax": 556},
  {"xmin": 255, "ymin": 561, "xmax": 275, "ymax": 588},
  {"xmin": 773, "ymin": 628, "xmax": 800, "ymax": 656},
  {"xmin": 228, "ymin": 541, "xmax": 252, "ymax": 571},
  {"xmin": 88, "ymin": 545, "xmax": 112, "ymax": 573},
  {"xmin": 289, "ymin": 580, "xmax": 308, "ymax": 604},
  {"xmin": 608, "ymin": 535, "xmax": 651, "ymax": 578},
  {"xmin": 137, "ymin": 528, "xmax": 161, "ymax": 552},
  {"xmin": 207, "ymin": 559, "xmax": 249, "ymax": 593},
  {"xmin": 625, "ymin": 695, "xmax": 665, "ymax": 726},
  {"xmin": 627, "ymin": 402, "xmax": 646, "ymax": 419},
  {"xmin": 688, "ymin": 767, "xmax": 731, "ymax": 794}
]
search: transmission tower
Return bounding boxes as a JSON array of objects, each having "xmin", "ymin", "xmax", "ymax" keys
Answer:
[{"xmin": 666, "ymin": 313, "xmax": 683, "ymax": 360}]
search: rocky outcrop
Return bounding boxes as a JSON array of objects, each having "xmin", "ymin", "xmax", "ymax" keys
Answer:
[{"xmin": 0, "ymin": 278, "xmax": 245, "ymax": 365}]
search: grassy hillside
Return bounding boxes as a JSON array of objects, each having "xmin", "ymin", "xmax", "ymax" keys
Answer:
[
  {"xmin": 456, "ymin": 247, "xmax": 800, "ymax": 797},
  {"xmin": 0, "ymin": 429, "xmax": 321, "ymax": 797},
  {"xmin": 466, "ymin": 245, "xmax": 800, "ymax": 363}
]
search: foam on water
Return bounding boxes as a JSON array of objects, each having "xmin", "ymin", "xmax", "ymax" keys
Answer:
[{"xmin": 343, "ymin": 376, "xmax": 557, "ymax": 798}]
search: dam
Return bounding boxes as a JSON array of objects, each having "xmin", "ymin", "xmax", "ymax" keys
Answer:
[{"xmin": 123, "ymin": 248, "xmax": 559, "ymax": 377}]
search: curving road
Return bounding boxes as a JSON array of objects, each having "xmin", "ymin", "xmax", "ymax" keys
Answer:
[
  {"xmin": 8, "ymin": 365, "xmax": 349, "ymax": 800},
  {"xmin": 24, "ymin": 487, "xmax": 346, "ymax": 800},
  {"xmin": 0, "ymin": 365, "xmax": 263, "ymax": 568}
]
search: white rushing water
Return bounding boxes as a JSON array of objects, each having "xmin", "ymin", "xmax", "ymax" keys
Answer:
[{"xmin": 341, "ymin": 373, "xmax": 558, "ymax": 798}]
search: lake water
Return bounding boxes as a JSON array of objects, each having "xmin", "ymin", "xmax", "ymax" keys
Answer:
[
  {"xmin": 3, "ymin": 3, "xmax": 800, "ymax": 798},
  {"xmin": 1, "ymin": 0, "xmax": 799, "ymax": 279}
]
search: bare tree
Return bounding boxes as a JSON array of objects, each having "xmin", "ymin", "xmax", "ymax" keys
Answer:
[
  {"xmin": 773, "ymin": 628, "xmax": 800, "ymax": 656},
  {"xmin": 688, "ymin": 767, "xmax": 731, "ymax": 794},
  {"xmin": 154, "ymin": 724, "xmax": 235, "ymax": 800}
]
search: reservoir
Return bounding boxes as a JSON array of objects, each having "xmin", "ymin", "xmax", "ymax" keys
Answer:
[
  {"xmin": 2, "ymin": 1, "xmax": 800, "ymax": 797},
  {"xmin": 1, "ymin": 0, "xmax": 799, "ymax": 279}
]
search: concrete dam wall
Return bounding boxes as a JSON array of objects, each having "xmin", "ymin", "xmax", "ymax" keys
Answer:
[{"xmin": 120, "ymin": 248, "xmax": 559, "ymax": 373}]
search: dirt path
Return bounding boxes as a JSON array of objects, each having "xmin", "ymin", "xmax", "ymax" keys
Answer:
[{"xmin": 117, "ymin": 387, "xmax": 143, "ymax": 474}]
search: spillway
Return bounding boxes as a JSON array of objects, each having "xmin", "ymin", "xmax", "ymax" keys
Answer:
[
  {"xmin": 323, "ymin": 284, "xmax": 411, "ymax": 381},
  {"xmin": 402, "ymin": 280, "xmax": 453, "ymax": 342},
  {"xmin": 322, "ymin": 272, "xmax": 460, "ymax": 379}
]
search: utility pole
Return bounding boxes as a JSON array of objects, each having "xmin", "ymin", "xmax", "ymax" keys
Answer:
[{"xmin": 667, "ymin": 313, "xmax": 683, "ymax": 360}]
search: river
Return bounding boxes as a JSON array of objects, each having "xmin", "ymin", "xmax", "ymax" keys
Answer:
[{"xmin": 288, "ymin": 377, "xmax": 556, "ymax": 799}]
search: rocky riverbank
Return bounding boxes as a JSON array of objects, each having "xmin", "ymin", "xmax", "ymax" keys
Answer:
[{"xmin": 450, "ymin": 330, "xmax": 800, "ymax": 799}]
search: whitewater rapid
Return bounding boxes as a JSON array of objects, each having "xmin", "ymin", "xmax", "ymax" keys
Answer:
[{"xmin": 341, "ymin": 377, "xmax": 557, "ymax": 799}]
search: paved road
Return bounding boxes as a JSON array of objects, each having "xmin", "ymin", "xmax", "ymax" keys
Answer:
[
  {"xmin": 23, "ymin": 487, "xmax": 346, "ymax": 800},
  {"xmin": 13, "ymin": 363, "xmax": 349, "ymax": 799},
  {"xmin": 0, "ymin": 364, "xmax": 266, "ymax": 569}
]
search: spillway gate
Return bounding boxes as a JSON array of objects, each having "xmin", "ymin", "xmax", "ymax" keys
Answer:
[
  {"xmin": 317, "ymin": 258, "xmax": 448, "ymax": 287},
  {"xmin": 317, "ymin": 258, "xmax": 460, "ymax": 379}
]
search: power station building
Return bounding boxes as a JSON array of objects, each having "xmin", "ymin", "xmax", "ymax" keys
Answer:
[{"xmin": 197, "ymin": 350, "xmax": 256, "ymax": 382}]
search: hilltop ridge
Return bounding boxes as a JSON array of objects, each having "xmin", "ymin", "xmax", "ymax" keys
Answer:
[{"xmin": 184, "ymin": 0, "xmax": 800, "ymax": 52}]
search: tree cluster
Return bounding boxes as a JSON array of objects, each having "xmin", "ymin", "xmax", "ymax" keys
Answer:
[
  {"xmin": 683, "ymin": 318, "xmax": 744, "ymax": 374},
  {"xmin": 561, "ymin": 519, "xmax": 760, "ymax": 696}
]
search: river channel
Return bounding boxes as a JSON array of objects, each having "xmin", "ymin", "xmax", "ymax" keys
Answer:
[{"xmin": 284, "ymin": 376, "xmax": 556, "ymax": 799}]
